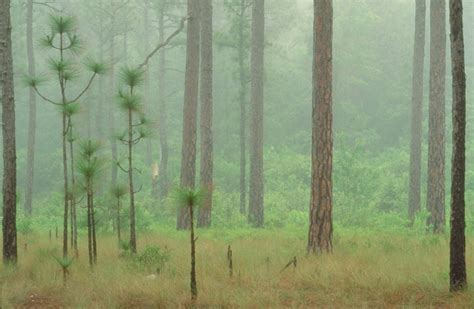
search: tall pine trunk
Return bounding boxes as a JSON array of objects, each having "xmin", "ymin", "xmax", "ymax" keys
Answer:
[
  {"xmin": 449, "ymin": 0, "xmax": 467, "ymax": 292},
  {"xmin": 408, "ymin": 0, "xmax": 426, "ymax": 223},
  {"xmin": 1, "ymin": 0, "xmax": 17, "ymax": 264},
  {"xmin": 307, "ymin": 0, "xmax": 333, "ymax": 254},
  {"xmin": 239, "ymin": 0, "xmax": 248, "ymax": 215},
  {"xmin": 155, "ymin": 0, "xmax": 169, "ymax": 200},
  {"xmin": 248, "ymin": 0, "xmax": 265, "ymax": 227},
  {"xmin": 109, "ymin": 35, "xmax": 118, "ymax": 188},
  {"xmin": 427, "ymin": 0, "xmax": 447, "ymax": 233},
  {"xmin": 24, "ymin": 0, "xmax": 36, "ymax": 216},
  {"xmin": 198, "ymin": 0, "xmax": 214, "ymax": 228},
  {"xmin": 178, "ymin": 0, "xmax": 200, "ymax": 230}
]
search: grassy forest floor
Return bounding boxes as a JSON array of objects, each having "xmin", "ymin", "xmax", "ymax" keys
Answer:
[{"xmin": 1, "ymin": 227, "xmax": 474, "ymax": 308}]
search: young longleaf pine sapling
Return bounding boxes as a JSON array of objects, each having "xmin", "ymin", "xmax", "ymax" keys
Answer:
[
  {"xmin": 174, "ymin": 187, "xmax": 202, "ymax": 301},
  {"xmin": 77, "ymin": 140, "xmax": 103, "ymax": 266},
  {"xmin": 25, "ymin": 15, "xmax": 107, "ymax": 258},
  {"xmin": 111, "ymin": 184, "xmax": 127, "ymax": 245},
  {"xmin": 116, "ymin": 67, "xmax": 151, "ymax": 254}
]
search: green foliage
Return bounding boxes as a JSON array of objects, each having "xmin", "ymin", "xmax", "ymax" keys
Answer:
[
  {"xmin": 173, "ymin": 187, "xmax": 202, "ymax": 209},
  {"xmin": 119, "ymin": 67, "xmax": 145, "ymax": 88},
  {"xmin": 84, "ymin": 57, "xmax": 108, "ymax": 75},
  {"xmin": 111, "ymin": 184, "xmax": 128, "ymax": 199},
  {"xmin": 117, "ymin": 91, "xmax": 142, "ymax": 112},
  {"xmin": 49, "ymin": 15, "xmax": 76, "ymax": 34},
  {"xmin": 22, "ymin": 75, "xmax": 47, "ymax": 88},
  {"xmin": 76, "ymin": 140, "xmax": 103, "ymax": 181},
  {"xmin": 54, "ymin": 256, "xmax": 74, "ymax": 269},
  {"xmin": 62, "ymin": 102, "xmax": 80, "ymax": 117},
  {"xmin": 136, "ymin": 245, "xmax": 170, "ymax": 273}
]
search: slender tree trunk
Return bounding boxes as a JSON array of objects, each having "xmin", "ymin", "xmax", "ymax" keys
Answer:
[
  {"xmin": 109, "ymin": 35, "xmax": 118, "ymax": 188},
  {"xmin": 178, "ymin": 0, "xmax": 200, "ymax": 230},
  {"xmin": 239, "ymin": 0, "xmax": 248, "ymax": 215},
  {"xmin": 189, "ymin": 203, "xmax": 197, "ymax": 299},
  {"xmin": 24, "ymin": 0, "xmax": 36, "ymax": 216},
  {"xmin": 96, "ymin": 2, "xmax": 104, "ymax": 140},
  {"xmin": 87, "ymin": 187, "xmax": 93, "ymax": 266},
  {"xmin": 248, "ymin": 0, "xmax": 265, "ymax": 227},
  {"xmin": 62, "ymin": 113, "xmax": 69, "ymax": 258},
  {"xmin": 117, "ymin": 197, "xmax": 121, "ymax": 243},
  {"xmin": 408, "ymin": 0, "xmax": 426, "ymax": 223},
  {"xmin": 144, "ymin": 3, "xmax": 153, "ymax": 167},
  {"xmin": 128, "ymin": 107, "xmax": 137, "ymax": 253},
  {"xmin": 0, "ymin": 0, "xmax": 17, "ymax": 264},
  {"xmin": 449, "ymin": 0, "xmax": 467, "ymax": 292},
  {"xmin": 155, "ymin": 0, "xmax": 169, "ymax": 200},
  {"xmin": 91, "ymin": 190, "xmax": 97, "ymax": 263},
  {"xmin": 307, "ymin": 0, "xmax": 333, "ymax": 254},
  {"xmin": 427, "ymin": 0, "xmax": 447, "ymax": 233},
  {"xmin": 68, "ymin": 124, "xmax": 77, "ymax": 255},
  {"xmin": 198, "ymin": 0, "xmax": 214, "ymax": 228}
]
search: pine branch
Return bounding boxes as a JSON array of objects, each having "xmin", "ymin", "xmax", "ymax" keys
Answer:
[{"xmin": 69, "ymin": 73, "xmax": 97, "ymax": 103}]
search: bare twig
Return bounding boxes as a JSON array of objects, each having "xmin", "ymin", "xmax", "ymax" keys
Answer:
[
  {"xmin": 137, "ymin": 16, "xmax": 188, "ymax": 70},
  {"xmin": 69, "ymin": 73, "xmax": 97, "ymax": 103}
]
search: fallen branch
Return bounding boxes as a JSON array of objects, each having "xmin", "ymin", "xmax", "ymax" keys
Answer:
[{"xmin": 280, "ymin": 256, "xmax": 297, "ymax": 273}]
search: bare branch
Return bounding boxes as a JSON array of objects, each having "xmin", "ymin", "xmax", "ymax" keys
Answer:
[
  {"xmin": 137, "ymin": 16, "xmax": 188, "ymax": 70},
  {"xmin": 33, "ymin": 86, "xmax": 61, "ymax": 106},
  {"xmin": 69, "ymin": 73, "xmax": 97, "ymax": 103},
  {"xmin": 32, "ymin": 1, "xmax": 63, "ymax": 13}
]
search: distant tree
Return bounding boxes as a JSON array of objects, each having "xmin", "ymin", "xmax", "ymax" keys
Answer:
[
  {"xmin": 1, "ymin": 0, "xmax": 18, "ymax": 264},
  {"xmin": 307, "ymin": 0, "xmax": 333, "ymax": 253},
  {"xmin": 117, "ymin": 67, "xmax": 150, "ymax": 254},
  {"xmin": 449, "ymin": 0, "xmax": 467, "ymax": 292},
  {"xmin": 408, "ymin": 0, "xmax": 426, "ymax": 223},
  {"xmin": 77, "ymin": 140, "xmax": 102, "ymax": 266},
  {"xmin": 24, "ymin": 0, "xmax": 37, "ymax": 217},
  {"xmin": 198, "ymin": 0, "xmax": 214, "ymax": 228},
  {"xmin": 178, "ymin": 0, "xmax": 200, "ymax": 230},
  {"xmin": 152, "ymin": 0, "xmax": 170, "ymax": 200},
  {"xmin": 220, "ymin": 0, "xmax": 252, "ymax": 215},
  {"xmin": 248, "ymin": 0, "xmax": 265, "ymax": 227},
  {"xmin": 427, "ymin": 0, "xmax": 447, "ymax": 233},
  {"xmin": 26, "ymin": 15, "xmax": 105, "ymax": 257}
]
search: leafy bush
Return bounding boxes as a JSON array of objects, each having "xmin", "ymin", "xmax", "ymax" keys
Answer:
[{"xmin": 135, "ymin": 245, "xmax": 170, "ymax": 273}]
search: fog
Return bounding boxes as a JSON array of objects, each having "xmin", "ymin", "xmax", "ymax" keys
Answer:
[{"xmin": 1, "ymin": 0, "xmax": 474, "ymax": 306}]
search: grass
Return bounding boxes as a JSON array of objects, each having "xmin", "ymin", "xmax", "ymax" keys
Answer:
[{"xmin": 1, "ymin": 227, "xmax": 473, "ymax": 308}]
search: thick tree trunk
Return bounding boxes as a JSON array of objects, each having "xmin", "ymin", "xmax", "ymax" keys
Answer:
[
  {"xmin": 87, "ymin": 189, "xmax": 93, "ymax": 266},
  {"xmin": 449, "ymin": 0, "xmax": 467, "ymax": 292},
  {"xmin": 408, "ymin": 0, "xmax": 426, "ymax": 223},
  {"xmin": 248, "ymin": 0, "xmax": 265, "ymax": 227},
  {"xmin": 156, "ymin": 0, "xmax": 169, "ymax": 200},
  {"xmin": 144, "ymin": 3, "xmax": 153, "ymax": 167},
  {"xmin": 239, "ymin": 0, "xmax": 248, "ymax": 215},
  {"xmin": 307, "ymin": 0, "xmax": 333, "ymax": 254},
  {"xmin": 24, "ymin": 0, "xmax": 36, "ymax": 216},
  {"xmin": 427, "ymin": 0, "xmax": 447, "ymax": 233},
  {"xmin": 178, "ymin": 0, "xmax": 200, "ymax": 230},
  {"xmin": 198, "ymin": 0, "xmax": 213, "ymax": 228},
  {"xmin": 0, "ymin": 0, "xmax": 17, "ymax": 264}
]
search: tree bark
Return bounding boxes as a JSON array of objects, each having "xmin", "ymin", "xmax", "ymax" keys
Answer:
[
  {"xmin": 178, "ymin": 0, "xmax": 200, "ymax": 230},
  {"xmin": 144, "ymin": 2, "xmax": 153, "ymax": 167},
  {"xmin": 128, "ymin": 107, "xmax": 137, "ymax": 253},
  {"xmin": 0, "ymin": 0, "xmax": 17, "ymax": 264},
  {"xmin": 307, "ymin": 0, "xmax": 333, "ymax": 254},
  {"xmin": 239, "ymin": 0, "xmax": 249, "ymax": 215},
  {"xmin": 408, "ymin": 0, "xmax": 426, "ymax": 223},
  {"xmin": 109, "ymin": 35, "xmax": 118, "ymax": 188},
  {"xmin": 24, "ymin": 0, "xmax": 37, "ymax": 216},
  {"xmin": 427, "ymin": 0, "xmax": 447, "ymax": 233},
  {"xmin": 248, "ymin": 0, "xmax": 265, "ymax": 227},
  {"xmin": 155, "ymin": 1, "xmax": 169, "ymax": 200},
  {"xmin": 449, "ymin": 0, "xmax": 467, "ymax": 292},
  {"xmin": 198, "ymin": 0, "xmax": 213, "ymax": 228}
]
